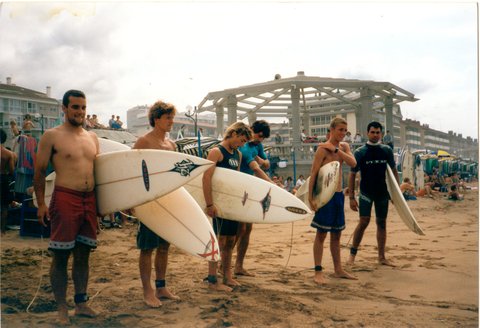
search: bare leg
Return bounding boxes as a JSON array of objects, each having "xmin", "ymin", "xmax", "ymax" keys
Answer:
[
  {"xmin": 207, "ymin": 258, "xmax": 231, "ymax": 292},
  {"xmin": 330, "ymin": 232, "xmax": 357, "ymax": 280},
  {"xmin": 234, "ymin": 223, "xmax": 255, "ymax": 276},
  {"xmin": 376, "ymin": 218, "xmax": 395, "ymax": 267},
  {"xmin": 154, "ymin": 243, "xmax": 180, "ymax": 300},
  {"xmin": 346, "ymin": 216, "xmax": 370, "ymax": 265},
  {"xmin": 313, "ymin": 231, "xmax": 327, "ymax": 284},
  {"xmin": 139, "ymin": 249, "xmax": 162, "ymax": 307},
  {"xmin": 223, "ymin": 236, "xmax": 240, "ymax": 286},
  {"xmin": 72, "ymin": 243, "xmax": 97, "ymax": 317},
  {"xmin": 50, "ymin": 250, "xmax": 71, "ymax": 325}
]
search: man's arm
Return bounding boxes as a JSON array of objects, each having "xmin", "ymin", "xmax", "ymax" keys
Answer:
[
  {"xmin": 33, "ymin": 130, "xmax": 54, "ymax": 226},
  {"xmin": 7, "ymin": 151, "xmax": 15, "ymax": 175},
  {"xmin": 348, "ymin": 172, "xmax": 359, "ymax": 211},
  {"xmin": 202, "ymin": 148, "xmax": 222, "ymax": 218},
  {"xmin": 256, "ymin": 144, "xmax": 270, "ymax": 170},
  {"xmin": 249, "ymin": 160, "xmax": 273, "ymax": 182},
  {"xmin": 338, "ymin": 142, "xmax": 357, "ymax": 168},
  {"xmin": 255, "ymin": 156, "xmax": 270, "ymax": 170},
  {"xmin": 308, "ymin": 147, "xmax": 326, "ymax": 211}
]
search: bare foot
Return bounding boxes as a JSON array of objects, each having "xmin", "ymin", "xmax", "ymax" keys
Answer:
[
  {"xmin": 156, "ymin": 287, "xmax": 180, "ymax": 301},
  {"xmin": 208, "ymin": 282, "xmax": 232, "ymax": 292},
  {"xmin": 74, "ymin": 303, "xmax": 98, "ymax": 317},
  {"xmin": 224, "ymin": 277, "xmax": 241, "ymax": 287},
  {"xmin": 234, "ymin": 268, "xmax": 255, "ymax": 277},
  {"xmin": 379, "ymin": 258, "xmax": 396, "ymax": 267},
  {"xmin": 333, "ymin": 270, "xmax": 358, "ymax": 280},
  {"xmin": 345, "ymin": 256, "xmax": 355, "ymax": 266},
  {"xmin": 313, "ymin": 271, "xmax": 327, "ymax": 285},
  {"xmin": 56, "ymin": 306, "xmax": 71, "ymax": 326},
  {"xmin": 143, "ymin": 289, "xmax": 162, "ymax": 308}
]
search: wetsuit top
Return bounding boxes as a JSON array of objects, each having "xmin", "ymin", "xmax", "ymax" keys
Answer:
[
  {"xmin": 216, "ymin": 145, "xmax": 240, "ymax": 171},
  {"xmin": 239, "ymin": 142, "xmax": 267, "ymax": 175},
  {"xmin": 351, "ymin": 143, "xmax": 395, "ymax": 199}
]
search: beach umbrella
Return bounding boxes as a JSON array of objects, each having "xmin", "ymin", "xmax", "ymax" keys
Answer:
[{"xmin": 437, "ymin": 150, "xmax": 450, "ymax": 157}]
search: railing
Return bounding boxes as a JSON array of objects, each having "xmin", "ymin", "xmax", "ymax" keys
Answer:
[{"xmin": 266, "ymin": 142, "xmax": 364, "ymax": 163}]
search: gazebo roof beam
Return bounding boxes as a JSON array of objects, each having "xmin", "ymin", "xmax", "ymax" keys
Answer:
[{"xmin": 314, "ymin": 87, "xmax": 360, "ymax": 108}]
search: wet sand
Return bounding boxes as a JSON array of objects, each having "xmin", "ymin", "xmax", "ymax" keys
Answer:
[{"xmin": 1, "ymin": 185, "xmax": 478, "ymax": 327}]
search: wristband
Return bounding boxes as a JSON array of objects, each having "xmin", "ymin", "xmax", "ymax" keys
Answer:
[{"xmin": 206, "ymin": 204, "xmax": 214, "ymax": 208}]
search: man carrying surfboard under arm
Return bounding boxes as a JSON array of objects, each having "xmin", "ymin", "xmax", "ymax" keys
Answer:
[
  {"xmin": 236, "ymin": 120, "xmax": 274, "ymax": 277},
  {"xmin": 203, "ymin": 122, "xmax": 253, "ymax": 291},
  {"xmin": 34, "ymin": 90, "xmax": 100, "ymax": 325},
  {"xmin": 133, "ymin": 101, "xmax": 180, "ymax": 307},
  {"xmin": 347, "ymin": 121, "xmax": 400, "ymax": 267},
  {"xmin": 308, "ymin": 117, "xmax": 358, "ymax": 284}
]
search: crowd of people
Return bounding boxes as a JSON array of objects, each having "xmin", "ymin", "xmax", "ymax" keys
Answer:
[
  {"xmin": 1, "ymin": 88, "xmax": 475, "ymax": 326},
  {"xmin": 84, "ymin": 114, "xmax": 124, "ymax": 130},
  {"xmin": 400, "ymin": 170, "xmax": 467, "ymax": 201}
]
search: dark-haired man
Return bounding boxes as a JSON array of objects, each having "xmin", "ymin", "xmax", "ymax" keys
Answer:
[
  {"xmin": 133, "ymin": 100, "xmax": 180, "ymax": 307},
  {"xmin": 347, "ymin": 121, "xmax": 399, "ymax": 267},
  {"xmin": 235, "ymin": 120, "xmax": 273, "ymax": 276},
  {"xmin": 34, "ymin": 90, "xmax": 100, "ymax": 325}
]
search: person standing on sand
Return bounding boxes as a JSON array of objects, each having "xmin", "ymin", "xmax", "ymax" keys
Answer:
[
  {"xmin": 203, "ymin": 122, "xmax": 253, "ymax": 291},
  {"xmin": 235, "ymin": 120, "xmax": 273, "ymax": 277},
  {"xmin": 133, "ymin": 101, "xmax": 181, "ymax": 307},
  {"xmin": 1, "ymin": 129, "xmax": 15, "ymax": 235},
  {"xmin": 347, "ymin": 121, "xmax": 399, "ymax": 267},
  {"xmin": 308, "ymin": 118, "xmax": 357, "ymax": 284},
  {"xmin": 34, "ymin": 90, "xmax": 99, "ymax": 325}
]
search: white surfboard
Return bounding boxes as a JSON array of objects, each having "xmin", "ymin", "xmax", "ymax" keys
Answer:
[
  {"xmin": 184, "ymin": 168, "xmax": 312, "ymax": 224},
  {"xmin": 95, "ymin": 150, "xmax": 213, "ymax": 215},
  {"xmin": 98, "ymin": 138, "xmax": 131, "ymax": 153},
  {"xmin": 34, "ymin": 139, "xmax": 220, "ymax": 261},
  {"xmin": 295, "ymin": 161, "xmax": 341, "ymax": 210},
  {"xmin": 133, "ymin": 188, "xmax": 220, "ymax": 261},
  {"xmin": 385, "ymin": 165, "xmax": 425, "ymax": 236},
  {"xmin": 33, "ymin": 138, "xmax": 131, "ymax": 207}
]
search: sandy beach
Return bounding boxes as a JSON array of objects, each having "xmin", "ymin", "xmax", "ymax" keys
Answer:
[{"xmin": 1, "ymin": 186, "xmax": 478, "ymax": 327}]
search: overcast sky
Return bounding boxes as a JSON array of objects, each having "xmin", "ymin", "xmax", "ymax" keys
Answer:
[{"xmin": 0, "ymin": 2, "xmax": 477, "ymax": 138}]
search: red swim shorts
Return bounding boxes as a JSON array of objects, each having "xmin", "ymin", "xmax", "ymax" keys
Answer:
[{"xmin": 48, "ymin": 185, "xmax": 97, "ymax": 250}]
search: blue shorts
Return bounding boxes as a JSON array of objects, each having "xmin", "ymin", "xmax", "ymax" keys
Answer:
[
  {"xmin": 358, "ymin": 192, "xmax": 389, "ymax": 218},
  {"xmin": 136, "ymin": 222, "xmax": 168, "ymax": 250},
  {"xmin": 311, "ymin": 192, "xmax": 345, "ymax": 232}
]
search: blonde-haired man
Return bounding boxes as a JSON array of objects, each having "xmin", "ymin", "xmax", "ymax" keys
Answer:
[
  {"xmin": 203, "ymin": 121, "xmax": 253, "ymax": 291},
  {"xmin": 308, "ymin": 117, "xmax": 357, "ymax": 284}
]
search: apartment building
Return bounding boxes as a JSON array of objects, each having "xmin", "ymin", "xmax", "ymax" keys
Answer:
[{"xmin": 0, "ymin": 77, "xmax": 62, "ymax": 146}]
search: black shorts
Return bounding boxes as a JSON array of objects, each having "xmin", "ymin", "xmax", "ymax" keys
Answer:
[
  {"xmin": 1, "ymin": 175, "xmax": 13, "ymax": 209},
  {"xmin": 136, "ymin": 222, "xmax": 168, "ymax": 250},
  {"xmin": 212, "ymin": 217, "xmax": 238, "ymax": 236},
  {"xmin": 358, "ymin": 192, "xmax": 389, "ymax": 219}
]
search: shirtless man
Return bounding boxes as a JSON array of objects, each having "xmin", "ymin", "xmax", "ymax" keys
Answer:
[
  {"xmin": 1, "ymin": 129, "xmax": 15, "ymax": 234},
  {"xmin": 308, "ymin": 118, "xmax": 357, "ymax": 284},
  {"xmin": 347, "ymin": 121, "xmax": 399, "ymax": 267},
  {"xmin": 133, "ymin": 101, "xmax": 180, "ymax": 307},
  {"xmin": 203, "ymin": 121, "xmax": 253, "ymax": 291},
  {"xmin": 34, "ymin": 90, "xmax": 99, "ymax": 325}
]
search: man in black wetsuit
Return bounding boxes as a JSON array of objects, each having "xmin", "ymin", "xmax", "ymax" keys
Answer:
[{"xmin": 347, "ymin": 121, "xmax": 400, "ymax": 267}]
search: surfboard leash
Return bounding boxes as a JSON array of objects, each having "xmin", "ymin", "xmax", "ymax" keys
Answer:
[
  {"xmin": 283, "ymin": 221, "xmax": 295, "ymax": 269},
  {"xmin": 26, "ymin": 235, "xmax": 46, "ymax": 314}
]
